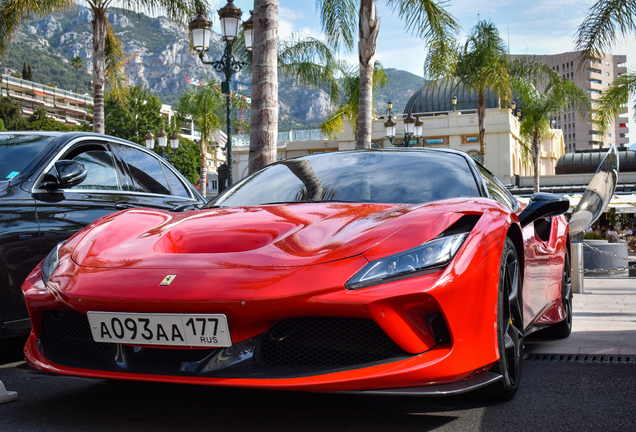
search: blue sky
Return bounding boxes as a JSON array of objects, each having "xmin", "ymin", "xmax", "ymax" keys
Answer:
[
  {"xmin": 210, "ymin": 0, "xmax": 635, "ymax": 142},
  {"xmin": 207, "ymin": 0, "xmax": 636, "ymax": 78}
]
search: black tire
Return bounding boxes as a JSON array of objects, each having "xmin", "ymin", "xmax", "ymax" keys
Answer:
[
  {"xmin": 544, "ymin": 248, "xmax": 573, "ymax": 339},
  {"xmin": 484, "ymin": 237, "xmax": 523, "ymax": 401}
]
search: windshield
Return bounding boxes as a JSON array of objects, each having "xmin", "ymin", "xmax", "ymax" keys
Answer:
[
  {"xmin": 208, "ymin": 150, "xmax": 481, "ymax": 208},
  {"xmin": 0, "ymin": 134, "xmax": 56, "ymax": 180}
]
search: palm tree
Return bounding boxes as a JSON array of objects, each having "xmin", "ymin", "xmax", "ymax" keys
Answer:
[
  {"xmin": 176, "ymin": 78, "xmax": 224, "ymax": 200},
  {"xmin": 513, "ymin": 71, "xmax": 590, "ymax": 193},
  {"xmin": 249, "ymin": 0, "xmax": 279, "ymax": 174},
  {"xmin": 71, "ymin": 55, "xmax": 84, "ymax": 94},
  {"xmin": 426, "ymin": 20, "xmax": 510, "ymax": 164},
  {"xmin": 0, "ymin": 0, "xmax": 204, "ymax": 134},
  {"xmin": 235, "ymin": 31, "xmax": 351, "ymax": 172},
  {"xmin": 317, "ymin": 0, "xmax": 459, "ymax": 149},
  {"xmin": 575, "ymin": 0, "xmax": 636, "ymax": 138},
  {"xmin": 320, "ymin": 62, "xmax": 389, "ymax": 141}
]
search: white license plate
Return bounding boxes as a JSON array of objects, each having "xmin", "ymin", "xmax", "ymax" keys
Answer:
[{"xmin": 87, "ymin": 312, "xmax": 232, "ymax": 347}]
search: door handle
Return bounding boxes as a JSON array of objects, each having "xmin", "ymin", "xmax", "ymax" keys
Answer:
[{"xmin": 115, "ymin": 202, "xmax": 136, "ymax": 211}]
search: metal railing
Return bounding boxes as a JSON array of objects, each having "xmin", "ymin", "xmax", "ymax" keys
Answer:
[{"xmin": 1, "ymin": 74, "xmax": 94, "ymax": 105}]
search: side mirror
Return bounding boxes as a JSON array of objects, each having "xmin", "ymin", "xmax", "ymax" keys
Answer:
[
  {"xmin": 518, "ymin": 193, "xmax": 570, "ymax": 227},
  {"xmin": 40, "ymin": 160, "xmax": 87, "ymax": 191}
]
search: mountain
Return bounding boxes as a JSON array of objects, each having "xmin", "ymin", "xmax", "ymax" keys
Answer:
[{"xmin": 1, "ymin": 7, "xmax": 424, "ymax": 131}]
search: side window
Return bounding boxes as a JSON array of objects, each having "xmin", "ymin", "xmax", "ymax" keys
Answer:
[
  {"xmin": 477, "ymin": 166, "xmax": 516, "ymax": 210},
  {"xmin": 163, "ymin": 164, "xmax": 191, "ymax": 198},
  {"xmin": 116, "ymin": 144, "xmax": 171, "ymax": 196},
  {"xmin": 70, "ymin": 150, "xmax": 120, "ymax": 190}
]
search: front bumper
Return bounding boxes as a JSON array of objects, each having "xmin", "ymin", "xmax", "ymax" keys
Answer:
[{"xmin": 22, "ymin": 234, "xmax": 503, "ymax": 393}]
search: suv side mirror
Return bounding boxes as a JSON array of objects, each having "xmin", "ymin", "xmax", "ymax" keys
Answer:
[
  {"xmin": 40, "ymin": 160, "xmax": 88, "ymax": 191},
  {"xmin": 518, "ymin": 193, "xmax": 570, "ymax": 227}
]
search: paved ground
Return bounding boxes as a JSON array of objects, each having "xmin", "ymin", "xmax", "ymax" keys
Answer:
[{"xmin": 525, "ymin": 277, "xmax": 636, "ymax": 355}]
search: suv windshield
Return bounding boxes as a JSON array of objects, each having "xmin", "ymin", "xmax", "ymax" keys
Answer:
[
  {"xmin": 208, "ymin": 150, "xmax": 481, "ymax": 208},
  {"xmin": 0, "ymin": 134, "xmax": 56, "ymax": 180}
]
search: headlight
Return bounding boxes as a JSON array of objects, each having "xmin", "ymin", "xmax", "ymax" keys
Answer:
[
  {"xmin": 346, "ymin": 233, "xmax": 469, "ymax": 290},
  {"xmin": 41, "ymin": 241, "xmax": 65, "ymax": 283}
]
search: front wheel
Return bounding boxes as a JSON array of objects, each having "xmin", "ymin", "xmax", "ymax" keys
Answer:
[{"xmin": 485, "ymin": 237, "xmax": 523, "ymax": 401}]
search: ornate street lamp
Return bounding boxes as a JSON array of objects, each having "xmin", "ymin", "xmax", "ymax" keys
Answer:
[
  {"xmin": 384, "ymin": 116, "xmax": 396, "ymax": 139},
  {"xmin": 144, "ymin": 131, "xmax": 155, "ymax": 149},
  {"xmin": 511, "ymin": 100, "xmax": 516, "ymax": 112},
  {"xmin": 155, "ymin": 129, "xmax": 167, "ymax": 157},
  {"xmin": 414, "ymin": 116, "xmax": 423, "ymax": 146},
  {"xmin": 242, "ymin": 11, "xmax": 254, "ymax": 51},
  {"xmin": 189, "ymin": 1, "xmax": 249, "ymax": 188},
  {"xmin": 170, "ymin": 131, "xmax": 180, "ymax": 150},
  {"xmin": 452, "ymin": 95, "xmax": 458, "ymax": 112},
  {"xmin": 382, "ymin": 102, "xmax": 417, "ymax": 147}
]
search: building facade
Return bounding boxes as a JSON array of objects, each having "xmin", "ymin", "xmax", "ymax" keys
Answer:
[
  {"xmin": 511, "ymin": 51, "xmax": 629, "ymax": 153},
  {"xmin": 0, "ymin": 74, "xmax": 93, "ymax": 126},
  {"xmin": 231, "ymin": 107, "xmax": 564, "ymax": 187}
]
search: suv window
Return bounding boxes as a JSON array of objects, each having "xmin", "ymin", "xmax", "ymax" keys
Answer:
[
  {"xmin": 71, "ymin": 150, "xmax": 120, "ymax": 190},
  {"xmin": 116, "ymin": 144, "xmax": 171, "ymax": 195},
  {"xmin": 163, "ymin": 165, "xmax": 191, "ymax": 198}
]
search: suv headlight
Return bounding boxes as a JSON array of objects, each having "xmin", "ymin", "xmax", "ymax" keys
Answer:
[
  {"xmin": 41, "ymin": 242, "xmax": 65, "ymax": 283},
  {"xmin": 346, "ymin": 233, "xmax": 469, "ymax": 290}
]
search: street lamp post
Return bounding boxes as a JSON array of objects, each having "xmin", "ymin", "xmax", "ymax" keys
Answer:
[
  {"xmin": 189, "ymin": 1, "xmax": 249, "ymax": 188},
  {"xmin": 143, "ymin": 129, "xmax": 180, "ymax": 159},
  {"xmin": 383, "ymin": 102, "xmax": 417, "ymax": 147},
  {"xmin": 452, "ymin": 95, "xmax": 458, "ymax": 112},
  {"xmin": 157, "ymin": 129, "xmax": 168, "ymax": 158}
]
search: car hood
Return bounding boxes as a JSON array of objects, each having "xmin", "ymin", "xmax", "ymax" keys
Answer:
[{"xmin": 71, "ymin": 202, "xmax": 449, "ymax": 270}]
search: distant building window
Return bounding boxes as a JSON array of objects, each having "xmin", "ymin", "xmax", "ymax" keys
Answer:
[
  {"xmin": 607, "ymin": 82, "xmax": 610, "ymax": 86},
  {"xmin": 211, "ymin": 180, "xmax": 218, "ymax": 190},
  {"xmin": 605, "ymin": 61, "xmax": 610, "ymax": 66},
  {"xmin": 606, "ymin": 72, "xmax": 610, "ymax": 76},
  {"xmin": 557, "ymin": 65, "xmax": 560, "ymax": 71},
  {"xmin": 571, "ymin": 61, "xmax": 574, "ymax": 67},
  {"xmin": 608, "ymin": 133, "xmax": 611, "ymax": 137}
]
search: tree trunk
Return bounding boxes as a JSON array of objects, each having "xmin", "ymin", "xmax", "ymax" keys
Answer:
[
  {"xmin": 532, "ymin": 133, "xmax": 541, "ymax": 193},
  {"xmin": 91, "ymin": 8, "xmax": 106, "ymax": 134},
  {"xmin": 477, "ymin": 89, "xmax": 486, "ymax": 164},
  {"xmin": 356, "ymin": 0, "xmax": 380, "ymax": 149},
  {"xmin": 200, "ymin": 136, "xmax": 207, "ymax": 199},
  {"xmin": 249, "ymin": 0, "xmax": 278, "ymax": 174}
]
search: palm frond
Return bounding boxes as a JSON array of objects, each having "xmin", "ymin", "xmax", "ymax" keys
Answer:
[
  {"xmin": 316, "ymin": 0, "xmax": 358, "ymax": 52},
  {"xmin": 574, "ymin": 0, "xmax": 636, "ymax": 64},
  {"xmin": 387, "ymin": 0, "xmax": 460, "ymax": 43},
  {"xmin": 595, "ymin": 71, "xmax": 636, "ymax": 135},
  {"xmin": 118, "ymin": 0, "xmax": 210, "ymax": 25},
  {"xmin": 0, "ymin": 0, "xmax": 75, "ymax": 54},
  {"xmin": 278, "ymin": 33, "xmax": 344, "ymax": 105},
  {"xmin": 104, "ymin": 20, "xmax": 130, "ymax": 103}
]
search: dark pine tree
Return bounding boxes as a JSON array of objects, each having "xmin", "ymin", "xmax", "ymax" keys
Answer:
[
  {"xmin": 27, "ymin": 64, "xmax": 32, "ymax": 81},
  {"xmin": 21, "ymin": 62, "xmax": 27, "ymax": 80}
]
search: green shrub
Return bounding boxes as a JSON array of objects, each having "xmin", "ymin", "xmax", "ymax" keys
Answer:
[{"xmin": 584, "ymin": 232, "xmax": 603, "ymax": 240}]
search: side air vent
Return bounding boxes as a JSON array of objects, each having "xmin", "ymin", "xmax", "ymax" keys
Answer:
[
  {"xmin": 534, "ymin": 217, "xmax": 552, "ymax": 242},
  {"xmin": 440, "ymin": 215, "xmax": 481, "ymax": 238}
]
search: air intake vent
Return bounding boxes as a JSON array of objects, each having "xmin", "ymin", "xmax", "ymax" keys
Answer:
[
  {"xmin": 255, "ymin": 317, "xmax": 408, "ymax": 367},
  {"xmin": 41, "ymin": 310, "xmax": 115, "ymax": 359}
]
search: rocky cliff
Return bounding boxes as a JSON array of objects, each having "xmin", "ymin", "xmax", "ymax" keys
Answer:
[{"xmin": 2, "ymin": 7, "xmax": 423, "ymax": 129}]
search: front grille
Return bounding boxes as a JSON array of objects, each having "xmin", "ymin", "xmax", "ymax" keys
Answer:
[
  {"xmin": 255, "ymin": 317, "xmax": 408, "ymax": 367},
  {"xmin": 41, "ymin": 310, "xmax": 115, "ymax": 359}
]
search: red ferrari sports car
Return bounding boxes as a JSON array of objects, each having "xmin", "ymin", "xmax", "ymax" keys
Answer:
[{"xmin": 22, "ymin": 148, "xmax": 572, "ymax": 400}]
